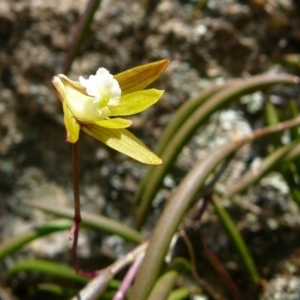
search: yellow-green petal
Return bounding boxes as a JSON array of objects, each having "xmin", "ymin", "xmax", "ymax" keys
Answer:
[
  {"xmin": 59, "ymin": 74, "xmax": 88, "ymax": 96},
  {"xmin": 52, "ymin": 76, "xmax": 66, "ymax": 104},
  {"xmin": 95, "ymin": 118, "xmax": 132, "ymax": 128},
  {"xmin": 63, "ymin": 102, "xmax": 80, "ymax": 143},
  {"xmin": 114, "ymin": 59, "xmax": 169, "ymax": 96},
  {"xmin": 109, "ymin": 89, "xmax": 164, "ymax": 116},
  {"xmin": 82, "ymin": 125, "xmax": 162, "ymax": 165}
]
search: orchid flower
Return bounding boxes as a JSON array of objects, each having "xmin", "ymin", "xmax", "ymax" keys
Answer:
[
  {"xmin": 52, "ymin": 59, "xmax": 169, "ymax": 165},
  {"xmin": 51, "ymin": 59, "xmax": 169, "ymax": 277}
]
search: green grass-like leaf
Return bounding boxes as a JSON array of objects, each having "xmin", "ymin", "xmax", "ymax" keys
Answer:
[
  {"xmin": 212, "ymin": 198, "xmax": 259, "ymax": 284},
  {"xmin": 135, "ymin": 74, "xmax": 299, "ymax": 228},
  {"xmin": 0, "ymin": 219, "xmax": 72, "ymax": 263},
  {"xmin": 24, "ymin": 200, "xmax": 143, "ymax": 243}
]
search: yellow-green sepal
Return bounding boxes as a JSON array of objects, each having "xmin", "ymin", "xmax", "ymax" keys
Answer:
[
  {"xmin": 82, "ymin": 125, "xmax": 162, "ymax": 165},
  {"xmin": 114, "ymin": 59, "xmax": 169, "ymax": 96}
]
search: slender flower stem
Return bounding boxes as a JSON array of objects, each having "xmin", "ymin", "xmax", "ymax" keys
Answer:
[
  {"xmin": 71, "ymin": 141, "xmax": 98, "ymax": 278},
  {"xmin": 70, "ymin": 141, "xmax": 81, "ymax": 240}
]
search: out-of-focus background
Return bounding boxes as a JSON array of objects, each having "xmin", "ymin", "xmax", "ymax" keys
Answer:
[{"xmin": 1, "ymin": 0, "xmax": 300, "ymax": 299}]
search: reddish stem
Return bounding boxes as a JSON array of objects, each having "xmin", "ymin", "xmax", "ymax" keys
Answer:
[
  {"xmin": 71, "ymin": 141, "xmax": 99, "ymax": 278},
  {"xmin": 70, "ymin": 142, "xmax": 81, "ymax": 240},
  {"xmin": 204, "ymin": 245, "xmax": 242, "ymax": 300}
]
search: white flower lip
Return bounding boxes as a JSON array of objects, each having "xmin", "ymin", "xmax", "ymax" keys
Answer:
[
  {"xmin": 79, "ymin": 67, "xmax": 121, "ymax": 108},
  {"xmin": 63, "ymin": 68, "xmax": 122, "ymax": 123}
]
